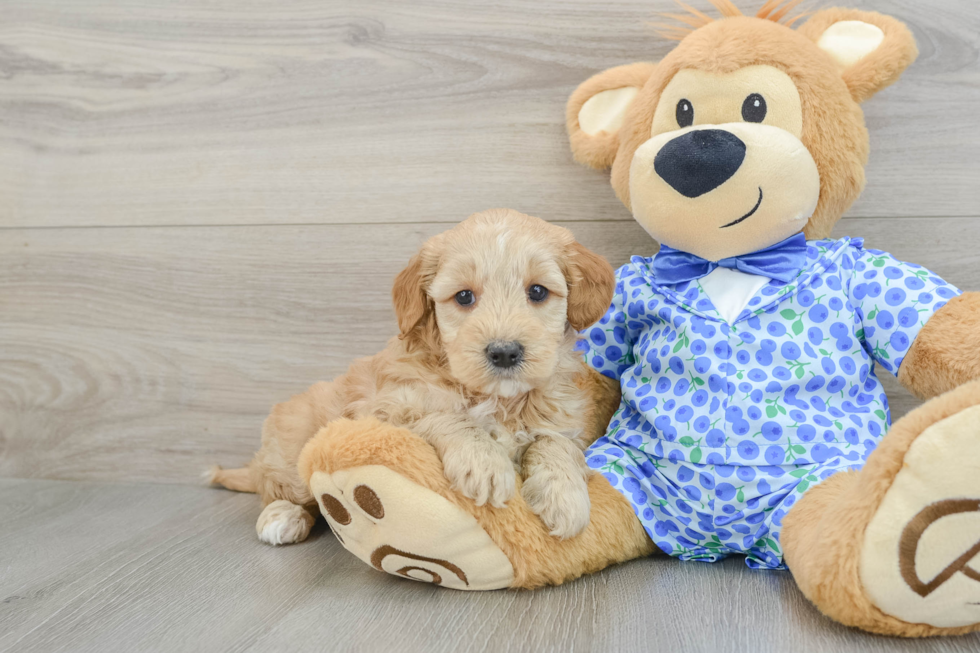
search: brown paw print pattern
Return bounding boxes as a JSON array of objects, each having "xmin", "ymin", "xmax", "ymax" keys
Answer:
[
  {"xmin": 352, "ymin": 485, "xmax": 384, "ymax": 519},
  {"xmin": 370, "ymin": 545, "xmax": 469, "ymax": 587},
  {"xmin": 900, "ymin": 498, "xmax": 980, "ymax": 597},
  {"xmin": 321, "ymin": 483, "xmax": 468, "ymax": 587},
  {"xmin": 321, "ymin": 493, "xmax": 351, "ymax": 525},
  {"xmin": 309, "ymin": 465, "xmax": 515, "ymax": 591}
]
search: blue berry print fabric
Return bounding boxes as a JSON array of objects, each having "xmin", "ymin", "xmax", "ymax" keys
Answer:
[{"xmin": 581, "ymin": 238, "xmax": 960, "ymax": 569}]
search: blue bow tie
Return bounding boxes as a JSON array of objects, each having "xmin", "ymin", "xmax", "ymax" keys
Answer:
[{"xmin": 650, "ymin": 233, "xmax": 808, "ymax": 285}]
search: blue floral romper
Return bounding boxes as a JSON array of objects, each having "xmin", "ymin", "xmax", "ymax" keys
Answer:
[{"xmin": 581, "ymin": 238, "xmax": 960, "ymax": 569}]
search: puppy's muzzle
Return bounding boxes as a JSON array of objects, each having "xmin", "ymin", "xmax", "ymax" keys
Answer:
[
  {"xmin": 485, "ymin": 341, "xmax": 524, "ymax": 370},
  {"xmin": 654, "ymin": 129, "xmax": 746, "ymax": 198}
]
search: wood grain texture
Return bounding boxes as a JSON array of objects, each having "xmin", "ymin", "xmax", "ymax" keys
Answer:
[
  {"xmin": 2, "ymin": 217, "xmax": 978, "ymax": 484},
  {"xmin": 0, "ymin": 0, "xmax": 978, "ymax": 228},
  {"xmin": 1, "ymin": 478, "xmax": 978, "ymax": 653}
]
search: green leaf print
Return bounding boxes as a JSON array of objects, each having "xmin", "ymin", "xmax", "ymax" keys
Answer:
[
  {"xmin": 679, "ymin": 436, "xmax": 696, "ymax": 447},
  {"xmin": 673, "ymin": 339, "xmax": 685, "ymax": 353},
  {"xmin": 789, "ymin": 468, "xmax": 809, "ymax": 478},
  {"xmin": 691, "ymin": 447, "xmax": 703, "ymax": 464},
  {"xmin": 874, "ymin": 409, "xmax": 887, "ymax": 420},
  {"xmin": 797, "ymin": 480, "xmax": 810, "ymax": 493},
  {"xmin": 780, "ymin": 309, "xmax": 798, "ymax": 320},
  {"xmin": 766, "ymin": 406, "xmax": 778, "ymax": 418},
  {"xmin": 792, "ymin": 319, "xmax": 804, "ymax": 335},
  {"xmin": 736, "ymin": 488, "xmax": 745, "ymax": 503}
]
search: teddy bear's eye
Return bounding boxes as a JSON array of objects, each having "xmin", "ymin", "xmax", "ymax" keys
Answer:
[
  {"xmin": 675, "ymin": 99, "xmax": 694, "ymax": 128},
  {"xmin": 742, "ymin": 93, "xmax": 767, "ymax": 123}
]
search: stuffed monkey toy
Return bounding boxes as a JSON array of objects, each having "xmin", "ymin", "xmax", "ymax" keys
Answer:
[{"xmin": 298, "ymin": 2, "xmax": 980, "ymax": 637}]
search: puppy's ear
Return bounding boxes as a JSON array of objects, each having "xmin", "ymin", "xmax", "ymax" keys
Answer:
[
  {"xmin": 567, "ymin": 62, "xmax": 657, "ymax": 170},
  {"xmin": 564, "ymin": 242, "xmax": 615, "ymax": 331},
  {"xmin": 392, "ymin": 253, "xmax": 430, "ymax": 337},
  {"xmin": 797, "ymin": 9, "xmax": 917, "ymax": 103}
]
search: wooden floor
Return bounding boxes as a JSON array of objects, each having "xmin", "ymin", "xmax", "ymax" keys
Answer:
[
  {"xmin": 2, "ymin": 0, "xmax": 980, "ymax": 651},
  {"xmin": 4, "ymin": 478, "xmax": 980, "ymax": 653}
]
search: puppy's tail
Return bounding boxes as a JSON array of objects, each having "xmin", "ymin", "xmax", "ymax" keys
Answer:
[{"xmin": 206, "ymin": 465, "xmax": 256, "ymax": 493}]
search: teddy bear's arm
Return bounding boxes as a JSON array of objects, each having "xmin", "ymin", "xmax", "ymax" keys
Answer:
[{"xmin": 897, "ymin": 292, "xmax": 980, "ymax": 399}]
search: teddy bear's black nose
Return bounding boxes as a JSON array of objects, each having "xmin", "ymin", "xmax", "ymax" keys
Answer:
[{"xmin": 654, "ymin": 129, "xmax": 747, "ymax": 198}]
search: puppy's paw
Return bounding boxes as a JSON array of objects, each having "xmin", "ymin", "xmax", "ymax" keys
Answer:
[
  {"xmin": 256, "ymin": 499, "xmax": 315, "ymax": 545},
  {"xmin": 440, "ymin": 440, "xmax": 516, "ymax": 508},
  {"xmin": 521, "ymin": 471, "xmax": 591, "ymax": 539}
]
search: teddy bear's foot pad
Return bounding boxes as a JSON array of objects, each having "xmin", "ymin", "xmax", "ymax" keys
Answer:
[
  {"xmin": 310, "ymin": 465, "xmax": 514, "ymax": 590},
  {"xmin": 861, "ymin": 404, "xmax": 980, "ymax": 628}
]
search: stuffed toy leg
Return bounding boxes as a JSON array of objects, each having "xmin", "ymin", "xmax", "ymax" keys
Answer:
[{"xmin": 298, "ymin": 369, "xmax": 980, "ymax": 637}]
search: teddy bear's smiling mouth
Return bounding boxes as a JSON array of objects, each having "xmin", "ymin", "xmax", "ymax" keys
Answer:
[{"xmin": 720, "ymin": 187, "xmax": 764, "ymax": 228}]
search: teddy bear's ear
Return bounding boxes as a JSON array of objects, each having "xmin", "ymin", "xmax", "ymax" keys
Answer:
[
  {"xmin": 797, "ymin": 9, "xmax": 918, "ymax": 104},
  {"xmin": 567, "ymin": 62, "xmax": 657, "ymax": 170}
]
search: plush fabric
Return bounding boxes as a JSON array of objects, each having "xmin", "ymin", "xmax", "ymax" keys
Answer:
[
  {"xmin": 796, "ymin": 8, "xmax": 918, "ymax": 104},
  {"xmin": 298, "ymin": 414, "xmax": 655, "ymax": 590},
  {"xmin": 899, "ymin": 292, "xmax": 980, "ymax": 399},
  {"xmin": 783, "ymin": 379, "xmax": 980, "ymax": 637},
  {"xmin": 301, "ymin": 3, "xmax": 980, "ymax": 638},
  {"xmin": 298, "ymin": 381, "xmax": 980, "ymax": 634},
  {"xmin": 566, "ymin": 62, "xmax": 658, "ymax": 170}
]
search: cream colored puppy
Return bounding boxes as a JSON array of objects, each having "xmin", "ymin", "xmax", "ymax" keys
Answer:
[{"xmin": 211, "ymin": 209, "xmax": 615, "ymax": 543}]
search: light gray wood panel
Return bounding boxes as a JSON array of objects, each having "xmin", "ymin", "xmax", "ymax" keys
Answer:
[
  {"xmin": 1, "ymin": 217, "xmax": 977, "ymax": 484},
  {"xmin": 2, "ymin": 478, "xmax": 978, "ymax": 653},
  {"xmin": 0, "ymin": 0, "xmax": 978, "ymax": 228}
]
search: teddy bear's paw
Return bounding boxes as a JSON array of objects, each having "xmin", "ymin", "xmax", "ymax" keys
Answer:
[
  {"xmin": 860, "ymin": 404, "xmax": 980, "ymax": 629},
  {"xmin": 521, "ymin": 469, "xmax": 591, "ymax": 539},
  {"xmin": 309, "ymin": 465, "xmax": 514, "ymax": 590},
  {"xmin": 256, "ymin": 499, "xmax": 315, "ymax": 545}
]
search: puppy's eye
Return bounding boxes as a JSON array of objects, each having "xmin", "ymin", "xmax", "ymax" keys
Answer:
[
  {"xmin": 742, "ymin": 93, "xmax": 767, "ymax": 123},
  {"xmin": 528, "ymin": 284, "xmax": 549, "ymax": 303},
  {"xmin": 676, "ymin": 99, "xmax": 694, "ymax": 128},
  {"xmin": 454, "ymin": 290, "xmax": 475, "ymax": 306}
]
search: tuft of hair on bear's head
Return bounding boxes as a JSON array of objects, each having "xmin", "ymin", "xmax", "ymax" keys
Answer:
[{"xmin": 652, "ymin": 0, "xmax": 811, "ymax": 40}]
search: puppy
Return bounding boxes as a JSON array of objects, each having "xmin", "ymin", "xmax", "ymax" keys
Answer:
[{"xmin": 211, "ymin": 208, "xmax": 615, "ymax": 543}]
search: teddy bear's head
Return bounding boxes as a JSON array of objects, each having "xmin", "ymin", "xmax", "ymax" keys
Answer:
[{"xmin": 567, "ymin": 2, "xmax": 917, "ymax": 262}]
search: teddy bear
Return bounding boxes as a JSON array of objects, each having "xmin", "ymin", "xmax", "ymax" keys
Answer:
[{"xmin": 296, "ymin": 2, "xmax": 980, "ymax": 637}]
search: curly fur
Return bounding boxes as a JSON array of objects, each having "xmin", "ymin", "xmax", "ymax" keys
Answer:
[{"xmin": 212, "ymin": 208, "xmax": 615, "ymax": 540}]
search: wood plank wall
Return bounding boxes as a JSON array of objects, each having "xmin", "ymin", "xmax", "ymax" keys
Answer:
[{"xmin": 2, "ymin": 0, "xmax": 979, "ymax": 483}]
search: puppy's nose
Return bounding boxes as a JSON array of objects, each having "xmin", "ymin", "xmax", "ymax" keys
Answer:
[
  {"xmin": 486, "ymin": 341, "xmax": 524, "ymax": 369},
  {"xmin": 654, "ymin": 129, "xmax": 746, "ymax": 198}
]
